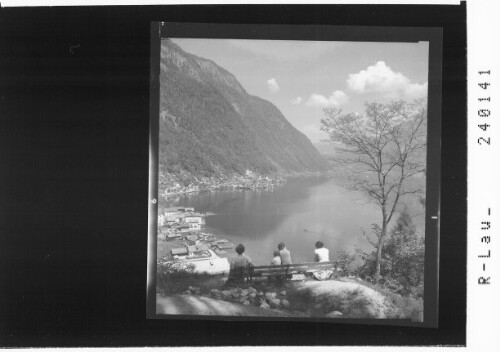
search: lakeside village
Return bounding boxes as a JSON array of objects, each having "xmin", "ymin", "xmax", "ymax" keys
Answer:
[
  {"xmin": 157, "ymin": 207, "xmax": 234, "ymax": 274},
  {"xmin": 159, "ymin": 169, "xmax": 287, "ymax": 199}
]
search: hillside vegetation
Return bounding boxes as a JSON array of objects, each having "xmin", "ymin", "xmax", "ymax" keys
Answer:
[{"xmin": 159, "ymin": 39, "xmax": 326, "ymax": 180}]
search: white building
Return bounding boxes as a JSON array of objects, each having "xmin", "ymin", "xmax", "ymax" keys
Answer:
[
  {"xmin": 184, "ymin": 215, "xmax": 203, "ymax": 224},
  {"xmin": 158, "ymin": 214, "xmax": 165, "ymax": 226}
]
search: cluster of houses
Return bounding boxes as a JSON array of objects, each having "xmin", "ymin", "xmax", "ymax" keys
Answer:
[
  {"xmin": 158, "ymin": 207, "xmax": 204, "ymax": 234},
  {"xmin": 158, "ymin": 207, "xmax": 235, "ymax": 274},
  {"xmin": 160, "ymin": 170, "xmax": 287, "ymax": 198}
]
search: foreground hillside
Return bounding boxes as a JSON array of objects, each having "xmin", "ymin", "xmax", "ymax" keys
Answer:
[
  {"xmin": 159, "ymin": 39, "xmax": 326, "ymax": 180},
  {"xmin": 156, "ymin": 273, "xmax": 422, "ymax": 320}
]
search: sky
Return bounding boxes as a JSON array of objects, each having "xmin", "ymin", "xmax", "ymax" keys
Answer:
[{"xmin": 171, "ymin": 38, "xmax": 429, "ymax": 143}]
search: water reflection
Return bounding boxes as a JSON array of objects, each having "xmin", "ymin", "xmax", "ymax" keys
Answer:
[{"xmin": 162, "ymin": 176, "xmax": 382, "ymax": 265}]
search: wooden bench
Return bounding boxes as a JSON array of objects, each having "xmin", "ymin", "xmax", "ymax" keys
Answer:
[{"xmin": 228, "ymin": 261, "xmax": 346, "ymax": 283}]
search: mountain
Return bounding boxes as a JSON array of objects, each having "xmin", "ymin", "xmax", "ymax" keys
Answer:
[
  {"xmin": 313, "ymin": 141, "xmax": 337, "ymax": 157},
  {"xmin": 158, "ymin": 39, "xmax": 326, "ymax": 178}
]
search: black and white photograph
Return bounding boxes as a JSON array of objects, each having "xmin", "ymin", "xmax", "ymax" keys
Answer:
[
  {"xmin": 150, "ymin": 24, "xmax": 440, "ymax": 323},
  {"xmin": 2, "ymin": 1, "xmax": 475, "ymax": 347}
]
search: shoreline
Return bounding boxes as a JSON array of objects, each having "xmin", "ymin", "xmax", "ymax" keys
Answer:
[
  {"xmin": 157, "ymin": 207, "xmax": 235, "ymax": 265},
  {"xmin": 159, "ymin": 170, "xmax": 334, "ymax": 200}
]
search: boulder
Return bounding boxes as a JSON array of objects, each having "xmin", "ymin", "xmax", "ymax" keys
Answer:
[
  {"xmin": 221, "ymin": 290, "xmax": 231, "ymax": 299},
  {"xmin": 248, "ymin": 287, "xmax": 257, "ymax": 293},
  {"xmin": 281, "ymin": 299, "xmax": 290, "ymax": 308},
  {"xmin": 248, "ymin": 292, "xmax": 257, "ymax": 299},
  {"xmin": 325, "ymin": 311, "xmax": 343, "ymax": 318},
  {"xmin": 260, "ymin": 302, "xmax": 270, "ymax": 310},
  {"xmin": 240, "ymin": 289, "xmax": 249, "ymax": 296},
  {"xmin": 265, "ymin": 292, "xmax": 277, "ymax": 302},
  {"xmin": 242, "ymin": 300, "xmax": 250, "ymax": 305},
  {"xmin": 269, "ymin": 299, "xmax": 281, "ymax": 309},
  {"xmin": 279, "ymin": 290, "xmax": 287, "ymax": 296},
  {"xmin": 296, "ymin": 280, "xmax": 399, "ymax": 319},
  {"xmin": 290, "ymin": 274, "xmax": 305, "ymax": 281}
]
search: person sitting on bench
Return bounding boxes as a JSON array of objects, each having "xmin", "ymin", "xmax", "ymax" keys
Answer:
[
  {"xmin": 278, "ymin": 242, "xmax": 292, "ymax": 265},
  {"xmin": 270, "ymin": 250, "xmax": 281, "ymax": 265},
  {"xmin": 228, "ymin": 243, "xmax": 253, "ymax": 283},
  {"xmin": 314, "ymin": 241, "xmax": 330, "ymax": 262},
  {"xmin": 231, "ymin": 243, "xmax": 253, "ymax": 269}
]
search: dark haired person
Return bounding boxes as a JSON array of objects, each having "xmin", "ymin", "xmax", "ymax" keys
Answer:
[
  {"xmin": 314, "ymin": 241, "xmax": 330, "ymax": 262},
  {"xmin": 228, "ymin": 243, "xmax": 253, "ymax": 283},
  {"xmin": 230, "ymin": 243, "xmax": 253, "ymax": 270},
  {"xmin": 312, "ymin": 241, "xmax": 333, "ymax": 281},
  {"xmin": 278, "ymin": 242, "xmax": 292, "ymax": 265}
]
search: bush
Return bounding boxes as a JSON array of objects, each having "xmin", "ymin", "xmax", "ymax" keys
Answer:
[
  {"xmin": 157, "ymin": 262, "xmax": 213, "ymax": 294},
  {"xmin": 355, "ymin": 207, "xmax": 425, "ymax": 296}
]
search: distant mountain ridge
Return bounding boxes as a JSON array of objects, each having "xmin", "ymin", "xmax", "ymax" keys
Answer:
[{"xmin": 159, "ymin": 39, "xmax": 326, "ymax": 178}]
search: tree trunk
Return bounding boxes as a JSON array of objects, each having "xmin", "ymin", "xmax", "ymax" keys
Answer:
[{"xmin": 374, "ymin": 220, "xmax": 387, "ymax": 283}]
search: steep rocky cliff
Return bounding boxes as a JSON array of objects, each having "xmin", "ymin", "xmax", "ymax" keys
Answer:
[{"xmin": 159, "ymin": 39, "xmax": 326, "ymax": 178}]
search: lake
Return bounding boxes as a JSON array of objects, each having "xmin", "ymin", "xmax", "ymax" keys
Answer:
[{"xmin": 161, "ymin": 176, "xmax": 418, "ymax": 266}]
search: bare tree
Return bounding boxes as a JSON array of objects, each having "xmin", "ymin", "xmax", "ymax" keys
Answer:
[{"xmin": 321, "ymin": 100, "xmax": 427, "ymax": 281}]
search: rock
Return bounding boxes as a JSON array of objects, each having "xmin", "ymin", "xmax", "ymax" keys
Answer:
[
  {"xmin": 221, "ymin": 290, "xmax": 231, "ymax": 299},
  {"xmin": 296, "ymin": 281, "xmax": 397, "ymax": 319},
  {"xmin": 325, "ymin": 311, "xmax": 343, "ymax": 318},
  {"xmin": 281, "ymin": 299, "xmax": 290, "ymax": 308},
  {"xmin": 185, "ymin": 290, "xmax": 192, "ymax": 294},
  {"xmin": 188, "ymin": 286, "xmax": 196, "ymax": 291},
  {"xmin": 248, "ymin": 287, "xmax": 257, "ymax": 293},
  {"xmin": 242, "ymin": 300, "xmax": 250, "ymax": 305},
  {"xmin": 265, "ymin": 292, "xmax": 277, "ymax": 302},
  {"xmin": 279, "ymin": 290, "xmax": 287, "ymax": 296},
  {"xmin": 240, "ymin": 289, "xmax": 249, "ymax": 296},
  {"xmin": 269, "ymin": 298, "xmax": 281, "ymax": 309},
  {"xmin": 248, "ymin": 292, "xmax": 257, "ymax": 299},
  {"xmin": 260, "ymin": 302, "xmax": 270, "ymax": 310},
  {"xmin": 231, "ymin": 291, "xmax": 240, "ymax": 299},
  {"xmin": 290, "ymin": 274, "xmax": 305, "ymax": 281}
]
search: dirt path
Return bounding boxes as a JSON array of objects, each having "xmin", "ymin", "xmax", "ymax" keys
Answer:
[{"xmin": 156, "ymin": 294, "xmax": 288, "ymax": 317}]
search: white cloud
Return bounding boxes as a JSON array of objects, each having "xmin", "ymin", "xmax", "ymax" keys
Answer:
[
  {"xmin": 267, "ymin": 78, "xmax": 280, "ymax": 94},
  {"xmin": 305, "ymin": 90, "xmax": 349, "ymax": 108},
  {"xmin": 347, "ymin": 61, "xmax": 427, "ymax": 99},
  {"xmin": 291, "ymin": 97, "xmax": 303, "ymax": 105}
]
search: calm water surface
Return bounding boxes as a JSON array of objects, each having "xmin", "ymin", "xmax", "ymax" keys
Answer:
[{"xmin": 161, "ymin": 176, "xmax": 393, "ymax": 265}]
